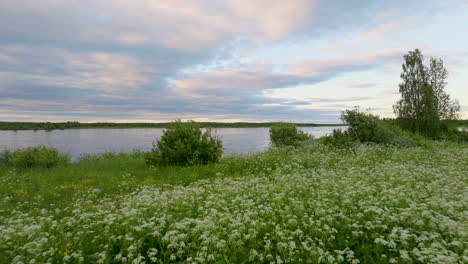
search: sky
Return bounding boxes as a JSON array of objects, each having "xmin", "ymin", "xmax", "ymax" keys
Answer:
[{"xmin": 0, "ymin": 0, "xmax": 467, "ymax": 123}]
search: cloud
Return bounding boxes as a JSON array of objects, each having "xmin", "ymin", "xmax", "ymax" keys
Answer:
[
  {"xmin": 0, "ymin": 43, "xmax": 407, "ymax": 123},
  {"xmin": 0, "ymin": 48, "xmax": 156, "ymax": 94},
  {"xmin": 0, "ymin": 0, "xmax": 466, "ymax": 122},
  {"xmin": 291, "ymin": 50, "xmax": 401, "ymax": 75},
  {"xmin": 346, "ymin": 82, "xmax": 378, "ymax": 89},
  {"xmin": 0, "ymin": 0, "xmax": 315, "ymax": 52},
  {"xmin": 0, "ymin": 54, "xmax": 18, "ymax": 64},
  {"xmin": 172, "ymin": 50, "xmax": 401, "ymax": 100},
  {"xmin": 281, "ymin": 101, "xmax": 312, "ymax": 106},
  {"xmin": 310, "ymin": 97, "xmax": 372, "ymax": 103},
  {"xmin": 171, "ymin": 65, "xmax": 300, "ymax": 99},
  {"xmin": 109, "ymin": 0, "xmax": 314, "ymax": 49},
  {"xmin": 380, "ymin": 89, "xmax": 399, "ymax": 95},
  {"xmin": 116, "ymin": 33, "xmax": 150, "ymax": 46}
]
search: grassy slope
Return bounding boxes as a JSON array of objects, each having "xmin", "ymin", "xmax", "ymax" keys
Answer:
[{"xmin": 0, "ymin": 141, "xmax": 467, "ymax": 263}]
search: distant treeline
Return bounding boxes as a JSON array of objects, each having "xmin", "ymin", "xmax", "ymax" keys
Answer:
[
  {"xmin": 441, "ymin": 119, "xmax": 468, "ymax": 128},
  {"xmin": 381, "ymin": 118, "xmax": 468, "ymax": 130},
  {"xmin": 0, "ymin": 121, "xmax": 348, "ymax": 131}
]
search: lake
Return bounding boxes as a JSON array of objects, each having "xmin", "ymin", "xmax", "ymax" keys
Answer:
[{"xmin": 0, "ymin": 126, "xmax": 346, "ymax": 160}]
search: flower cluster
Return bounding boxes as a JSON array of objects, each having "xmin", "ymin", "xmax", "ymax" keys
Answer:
[{"xmin": 0, "ymin": 142, "xmax": 466, "ymax": 263}]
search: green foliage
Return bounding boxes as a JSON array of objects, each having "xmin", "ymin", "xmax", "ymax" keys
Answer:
[
  {"xmin": 9, "ymin": 146, "xmax": 70, "ymax": 168},
  {"xmin": 442, "ymin": 127, "xmax": 468, "ymax": 143},
  {"xmin": 269, "ymin": 123, "xmax": 311, "ymax": 147},
  {"xmin": 145, "ymin": 120, "xmax": 223, "ymax": 166},
  {"xmin": 0, "ymin": 121, "xmax": 80, "ymax": 131},
  {"xmin": 442, "ymin": 119, "xmax": 468, "ymax": 129},
  {"xmin": 341, "ymin": 108, "xmax": 431, "ymax": 148},
  {"xmin": 320, "ymin": 129, "xmax": 354, "ymax": 149},
  {"xmin": 341, "ymin": 108, "xmax": 393, "ymax": 144},
  {"xmin": 428, "ymin": 57, "xmax": 461, "ymax": 120},
  {"xmin": 393, "ymin": 49, "xmax": 460, "ymax": 138},
  {"xmin": 1, "ymin": 141, "xmax": 466, "ymax": 263},
  {"xmin": 0, "ymin": 149, "xmax": 14, "ymax": 166}
]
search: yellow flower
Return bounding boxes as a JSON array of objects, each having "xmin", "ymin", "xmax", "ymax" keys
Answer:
[{"xmin": 15, "ymin": 189, "xmax": 26, "ymax": 196}]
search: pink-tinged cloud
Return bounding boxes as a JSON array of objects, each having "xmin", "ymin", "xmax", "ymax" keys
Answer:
[
  {"xmin": 313, "ymin": 17, "xmax": 422, "ymax": 55},
  {"xmin": 116, "ymin": 33, "xmax": 150, "ymax": 45},
  {"xmin": 81, "ymin": 0, "xmax": 314, "ymax": 50},
  {"xmin": 172, "ymin": 65, "xmax": 300, "ymax": 99},
  {"xmin": 380, "ymin": 89, "xmax": 399, "ymax": 95},
  {"xmin": 59, "ymin": 52, "xmax": 155, "ymax": 92},
  {"xmin": 1, "ymin": 0, "xmax": 467, "ymax": 122},
  {"xmin": 309, "ymin": 97, "xmax": 372, "ymax": 103},
  {"xmin": 0, "ymin": 49, "xmax": 156, "ymax": 94},
  {"xmin": 171, "ymin": 50, "xmax": 402, "ymax": 100},
  {"xmin": 290, "ymin": 50, "xmax": 401, "ymax": 75}
]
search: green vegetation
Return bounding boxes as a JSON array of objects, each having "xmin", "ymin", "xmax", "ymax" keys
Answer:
[
  {"xmin": 442, "ymin": 119, "xmax": 468, "ymax": 128},
  {"xmin": 145, "ymin": 120, "xmax": 223, "ymax": 166},
  {"xmin": 319, "ymin": 129, "xmax": 354, "ymax": 149},
  {"xmin": 334, "ymin": 49, "xmax": 466, "ymax": 145},
  {"xmin": 319, "ymin": 108, "xmax": 430, "ymax": 148},
  {"xmin": 0, "ymin": 140, "xmax": 466, "ymax": 263},
  {"xmin": 0, "ymin": 149, "xmax": 14, "ymax": 167},
  {"xmin": 341, "ymin": 108, "xmax": 391, "ymax": 144},
  {"xmin": 442, "ymin": 126, "xmax": 468, "ymax": 143},
  {"xmin": 393, "ymin": 49, "xmax": 460, "ymax": 137},
  {"xmin": 269, "ymin": 123, "xmax": 311, "ymax": 147},
  {"xmin": 0, "ymin": 146, "xmax": 70, "ymax": 168},
  {"xmin": 0, "ymin": 121, "xmax": 81, "ymax": 131},
  {"xmin": 0, "ymin": 121, "xmax": 346, "ymax": 131},
  {"xmin": 1, "ymin": 47, "xmax": 467, "ymax": 263}
]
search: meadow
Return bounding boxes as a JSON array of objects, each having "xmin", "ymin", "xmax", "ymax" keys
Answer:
[{"xmin": 0, "ymin": 140, "xmax": 466, "ymax": 263}]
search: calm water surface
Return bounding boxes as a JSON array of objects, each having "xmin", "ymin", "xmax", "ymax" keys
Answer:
[{"xmin": 0, "ymin": 126, "xmax": 346, "ymax": 160}]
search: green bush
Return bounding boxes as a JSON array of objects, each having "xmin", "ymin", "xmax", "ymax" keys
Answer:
[
  {"xmin": 0, "ymin": 149, "xmax": 14, "ymax": 166},
  {"xmin": 342, "ymin": 108, "xmax": 401, "ymax": 144},
  {"xmin": 442, "ymin": 127, "xmax": 468, "ymax": 143},
  {"xmin": 342, "ymin": 108, "xmax": 383, "ymax": 143},
  {"xmin": 145, "ymin": 120, "xmax": 223, "ymax": 166},
  {"xmin": 320, "ymin": 129, "xmax": 354, "ymax": 149},
  {"xmin": 340, "ymin": 108, "xmax": 429, "ymax": 148},
  {"xmin": 389, "ymin": 135, "xmax": 413, "ymax": 148},
  {"xmin": 269, "ymin": 123, "xmax": 311, "ymax": 147},
  {"xmin": 10, "ymin": 145, "xmax": 70, "ymax": 168},
  {"xmin": 386, "ymin": 125, "xmax": 431, "ymax": 148}
]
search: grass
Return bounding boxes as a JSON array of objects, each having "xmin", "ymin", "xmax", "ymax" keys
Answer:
[
  {"xmin": 0, "ymin": 141, "xmax": 467, "ymax": 263},
  {"xmin": 0, "ymin": 152, "xmax": 223, "ymax": 213}
]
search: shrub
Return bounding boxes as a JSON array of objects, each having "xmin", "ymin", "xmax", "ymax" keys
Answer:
[
  {"xmin": 342, "ymin": 108, "xmax": 401, "ymax": 144},
  {"xmin": 389, "ymin": 135, "xmax": 413, "ymax": 148},
  {"xmin": 0, "ymin": 149, "xmax": 14, "ymax": 166},
  {"xmin": 145, "ymin": 120, "xmax": 223, "ymax": 166},
  {"xmin": 442, "ymin": 127, "xmax": 468, "ymax": 143},
  {"xmin": 342, "ymin": 108, "xmax": 381, "ymax": 143},
  {"xmin": 320, "ymin": 129, "xmax": 354, "ymax": 149},
  {"xmin": 341, "ymin": 108, "xmax": 429, "ymax": 148},
  {"xmin": 269, "ymin": 123, "xmax": 311, "ymax": 147},
  {"xmin": 10, "ymin": 145, "xmax": 70, "ymax": 168}
]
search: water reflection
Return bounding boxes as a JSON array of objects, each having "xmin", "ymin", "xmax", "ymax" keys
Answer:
[{"xmin": 0, "ymin": 126, "xmax": 347, "ymax": 160}]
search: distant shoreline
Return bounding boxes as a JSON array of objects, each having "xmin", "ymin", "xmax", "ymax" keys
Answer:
[{"xmin": 0, "ymin": 121, "xmax": 348, "ymax": 131}]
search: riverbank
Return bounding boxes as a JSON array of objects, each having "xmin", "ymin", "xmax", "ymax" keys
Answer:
[
  {"xmin": 0, "ymin": 126, "xmax": 347, "ymax": 160},
  {"xmin": 0, "ymin": 140, "xmax": 466, "ymax": 263}
]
